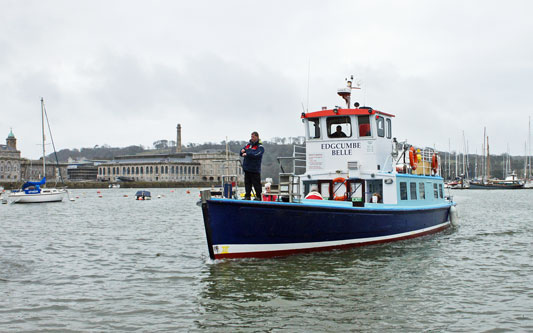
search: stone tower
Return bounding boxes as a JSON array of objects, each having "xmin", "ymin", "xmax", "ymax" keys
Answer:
[
  {"xmin": 176, "ymin": 124, "xmax": 182, "ymax": 153},
  {"xmin": 6, "ymin": 128, "xmax": 16, "ymax": 150}
]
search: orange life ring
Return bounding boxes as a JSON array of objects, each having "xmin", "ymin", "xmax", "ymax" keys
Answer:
[
  {"xmin": 408, "ymin": 147, "xmax": 418, "ymax": 170},
  {"xmin": 431, "ymin": 154, "xmax": 438, "ymax": 173},
  {"xmin": 332, "ymin": 177, "xmax": 348, "ymax": 201}
]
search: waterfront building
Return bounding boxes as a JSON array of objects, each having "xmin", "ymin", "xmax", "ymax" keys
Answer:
[
  {"xmin": 67, "ymin": 158, "xmax": 101, "ymax": 181},
  {"xmin": 193, "ymin": 149, "xmax": 243, "ymax": 182},
  {"xmin": 0, "ymin": 129, "xmax": 22, "ymax": 182},
  {"xmin": 96, "ymin": 151, "xmax": 201, "ymax": 182},
  {"xmin": 96, "ymin": 123, "xmax": 244, "ymax": 183},
  {"xmin": 20, "ymin": 159, "xmax": 68, "ymax": 183},
  {"xmin": 96, "ymin": 150, "xmax": 243, "ymax": 183}
]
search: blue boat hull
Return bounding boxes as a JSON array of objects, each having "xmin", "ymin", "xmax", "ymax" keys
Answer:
[{"xmin": 201, "ymin": 199, "xmax": 452, "ymax": 259}]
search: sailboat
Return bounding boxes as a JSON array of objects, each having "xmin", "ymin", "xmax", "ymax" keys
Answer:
[
  {"xmin": 9, "ymin": 98, "xmax": 66, "ymax": 203},
  {"xmin": 469, "ymin": 131, "xmax": 523, "ymax": 189}
]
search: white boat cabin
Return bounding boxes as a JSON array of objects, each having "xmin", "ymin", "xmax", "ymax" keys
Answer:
[{"xmin": 299, "ymin": 78, "xmax": 443, "ymax": 206}]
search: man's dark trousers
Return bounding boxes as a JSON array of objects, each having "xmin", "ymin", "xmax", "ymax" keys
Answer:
[{"xmin": 245, "ymin": 171, "xmax": 262, "ymax": 200}]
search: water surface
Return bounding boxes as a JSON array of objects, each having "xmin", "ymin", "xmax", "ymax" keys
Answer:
[{"xmin": 1, "ymin": 188, "xmax": 532, "ymax": 332}]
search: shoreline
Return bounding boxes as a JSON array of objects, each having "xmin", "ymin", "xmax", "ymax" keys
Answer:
[{"xmin": 0, "ymin": 181, "xmax": 243, "ymax": 190}]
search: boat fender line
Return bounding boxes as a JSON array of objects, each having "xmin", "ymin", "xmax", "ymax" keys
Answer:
[
  {"xmin": 305, "ymin": 191, "xmax": 323, "ymax": 200},
  {"xmin": 449, "ymin": 205, "xmax": 458, "ymax": 227},
  {"xmin": 431, "ymin": 154, "xmax": 439, "ymax": 174},
  {"xmin": 332, "ymin": 177, "xmax": 348, "ymax": 201},
  {"xmin": 409, "ymin": 146, "xmax": 418, "ymax": 170}
]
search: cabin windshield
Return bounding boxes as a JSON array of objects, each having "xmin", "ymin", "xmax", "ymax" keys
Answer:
[
  {"xmin": 358, "ymin": 115, "xmax": 371, "ymax": 137},
  {"xmin": 307, "ymin": 118, "xmax": 321, "ymax": 139},
  {"xmin": 327, "ymin": 116, "xmax": 351, "ymax": 138}
]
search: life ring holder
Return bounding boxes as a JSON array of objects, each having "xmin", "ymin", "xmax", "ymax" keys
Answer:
[
  {"xmin": 431, "ymin": 154, "xmax": 439, "ymax": 174},
  {"xmin": 408, "ymin": 147, "xmax": 418, "ymax": 171},
  {"xmin": 332, "ymin": 177, "xmax": 348, "ymax": 201}
]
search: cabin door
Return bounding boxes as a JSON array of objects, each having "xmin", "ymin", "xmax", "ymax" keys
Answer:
[{"xmin": 366, "ymin": 179, "xmax": 383, "ymax": 203}]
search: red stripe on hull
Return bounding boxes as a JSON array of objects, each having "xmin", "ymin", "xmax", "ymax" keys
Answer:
[{"xmin": 213, "ymin": 223, "xmax": 450, "ymax": 260}]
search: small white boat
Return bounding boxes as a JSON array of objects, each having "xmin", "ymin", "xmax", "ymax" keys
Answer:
[
  {"xmin": 8, "ymin": 98, "xmax": 66, "ymax": 204},
  {"xmin": 9, "ymin": 185, "xmax": 66, "ymax": 203}
]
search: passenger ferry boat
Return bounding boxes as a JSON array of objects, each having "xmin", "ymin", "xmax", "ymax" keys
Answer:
[{"xmin": 200, "ymin": 77, "xmax": 457, "ymax": 259}]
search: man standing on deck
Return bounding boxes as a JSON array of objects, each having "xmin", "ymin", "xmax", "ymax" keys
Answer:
[{"xmin": 240, "ymin": 131, "xmax": 264, "ymax": 200}]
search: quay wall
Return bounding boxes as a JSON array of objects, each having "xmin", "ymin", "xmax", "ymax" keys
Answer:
[{"xmin": 0, "ymin": 181, "xmax": 244, "ymax": 190}]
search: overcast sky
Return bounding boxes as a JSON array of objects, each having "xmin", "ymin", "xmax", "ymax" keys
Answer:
[{"xmin": 2, "ymin": 1, "xmax": 532, "ymax": 159}]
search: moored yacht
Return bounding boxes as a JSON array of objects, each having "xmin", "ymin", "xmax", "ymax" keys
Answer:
[{"xmin": 8, "ymin": 98, "xmax": 66, "ymax": 204}]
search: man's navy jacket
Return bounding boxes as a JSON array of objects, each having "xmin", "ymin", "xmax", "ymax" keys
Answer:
[{"xmin": 240, "ymin": 140, "xmax": 264, "ymax": 173}]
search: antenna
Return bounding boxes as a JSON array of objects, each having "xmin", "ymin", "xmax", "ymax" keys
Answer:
[{"xmin": 306, "ymin": 59, "xmax": 310, "ymax": 112}]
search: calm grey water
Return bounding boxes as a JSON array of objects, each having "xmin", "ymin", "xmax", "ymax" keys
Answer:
[{"xmin": 1, "ymin": 188, "xmax": 532, "ymax": 332}]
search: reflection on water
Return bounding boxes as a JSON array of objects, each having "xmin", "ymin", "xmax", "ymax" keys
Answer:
[
  {"xmin": 1, "ymin": 188, "xmax": 532, "ymax": 332},
  {"xmin": 196, "ymin": 234, "xmax": 453, "ymax": 331}
]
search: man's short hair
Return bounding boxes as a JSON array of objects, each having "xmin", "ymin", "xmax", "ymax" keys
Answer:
[{"xmin": 252, "ymin": 131, "xmax": 259, "ymax": 137}]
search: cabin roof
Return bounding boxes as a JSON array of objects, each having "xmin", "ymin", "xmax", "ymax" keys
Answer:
[{"xmin": 301, "ymin": 108, "xmax": 395, "ymax": 119}]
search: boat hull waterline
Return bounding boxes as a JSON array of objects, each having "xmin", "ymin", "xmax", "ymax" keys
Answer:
[
  {"xmin": 9, "ymin": 190, "xmax": 66, "ymax": 203},
  {"xmin": 202, "ymin": 199, "xmax": 452, "ymax": 259},
  {"xmin": 469, "ymin": 183, "xmax": 523, "ymax": 190}
]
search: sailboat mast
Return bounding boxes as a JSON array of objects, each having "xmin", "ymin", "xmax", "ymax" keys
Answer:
[
  {"xmin": 41, "ymin": 97, "xmax": 46, "ymax": 178},
  {"xmin": 487, "ymin": 136, "xmax": 491, "ymax": 179},
  {"xmin": 448, "ymin": 138, "xmax": 452, "ymax": 180},
  {"xmin": 483, "ymin": 127, "xmax": 486, "ymax": 181},
  {"xmin": 526, "ymin": 116, "xmax": 531, "ymax": 179}
]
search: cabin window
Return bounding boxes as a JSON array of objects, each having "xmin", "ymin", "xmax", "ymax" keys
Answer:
[
  {"xmin": 433, "ymin": 183, "xmax": 438, "ymax": 198},
  {"xmin": 410, "ymin": 182, "xmax": 417, "ymax": 200},
  {"xmin": 439, "ymin": 184, "xmax": 443, "ymax": 198},
  {"xmin": 358, "ymin": 115, "xmax": 371, "ymax": 137},
  {"xmin": 307, "ymin": 118, "xmax": 321, "ymax": 139},
  {"xmin": 376, "ymin": 116, "xmax": 385, "ymax": 137},
  {"xmin": 327, "ymin": 116, "xmax": 351, "ymax": 138},
  {"xmin": 386, "ymin": 118, "xmax": 392, "ymax": 139},
  {"xmin": 419, "ymin": 182, "xmax": 425, "ymax": 199},
  {"xmin": 400, "ymin": 182, "xmax": 408, "ymax": 200}
]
